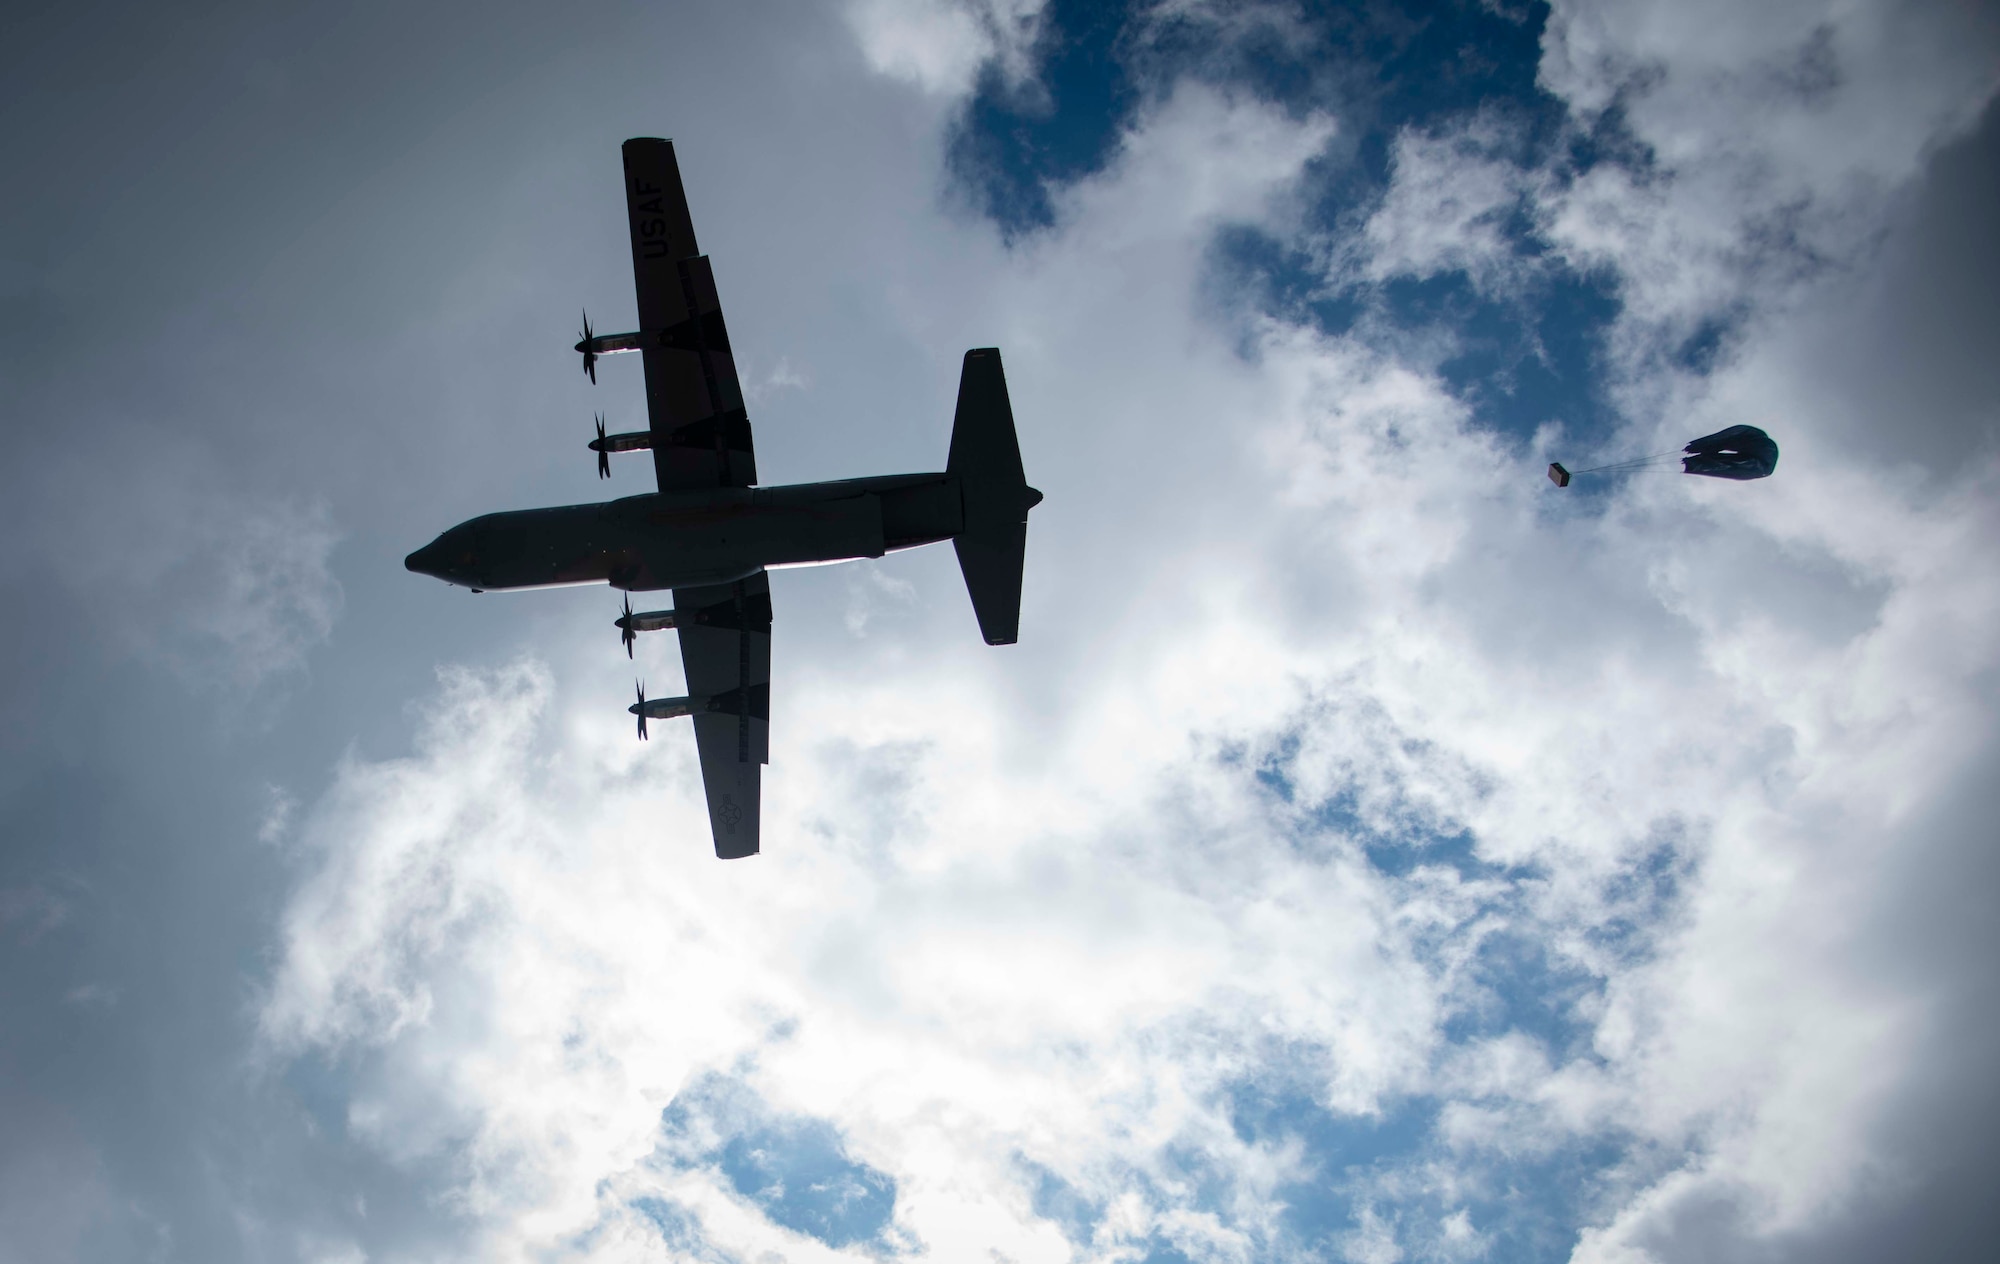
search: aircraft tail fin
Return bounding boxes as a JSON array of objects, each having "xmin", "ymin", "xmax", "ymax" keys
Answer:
[{"xmin": 947, "ymin": 348, "xmax": 1040, "ymax": 646}]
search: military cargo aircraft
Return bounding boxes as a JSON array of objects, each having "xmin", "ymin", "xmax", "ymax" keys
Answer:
[{"xmin": 406, "ymin": 138, "xmax": 1040, "ymax": 859}]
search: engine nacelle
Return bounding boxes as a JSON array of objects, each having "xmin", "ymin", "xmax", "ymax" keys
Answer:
[
  {"xmin": 630, "ymin": 683, "xmax": 770, "ymax": 736},
  {"xmin": 589, "ymin": 430, "xmax": 653, "ymax": 455},
  {"xmin": 632, "ymin": 684, "xmax": 768, "ymax": 720},
  {"xmin": 633, "ymin": 694, "xmax": 699, "ymax": 721},
  {"xmin": 591, "ymin": 412, "xmax": 652, "ymax": 478},
  {"xmin": 575, "ymin": 331, "xmax": 647, "ymax": 357},
  {"xmin": 616, "ymin": 606, "xmax": 677, "ymax": 635}
]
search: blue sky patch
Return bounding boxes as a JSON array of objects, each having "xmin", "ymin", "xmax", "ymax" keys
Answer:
[
  {"xmin": 1214, "ymin": 1051, "xmax": 1635, "ymax": 1262},
  {"xmin": 717, "ymin": 1114, "xmax": 898, "ymax": 1248},
  {"xmin": 947, "ymin": 0, "xmax": 1141, "ymax": 237},
  {"xmin": 657, "ymin": 1074, "xmax": 903, "ymax": 1251},
  {"xmin": 949, "ymin": 0, "xmax": 1655, "ymax": 451},
  {"xmin": 1202, "ymin": 714, "xmax": 1653, "ymax": 1256},
  {"xmin": 1445, "ymin": 926, "xmax": 1603, "ymax": 1058},
  {"xmin": 1022, "ymin": 1157, "xmax": 1104, "ymax": 1247},
  {"xmin": 1001, "ymin": 1035, "xmax": 1641, "ymax": 1263}
]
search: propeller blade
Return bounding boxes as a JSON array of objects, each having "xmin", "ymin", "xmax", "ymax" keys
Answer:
[
  {"xmin": 635, "ymin": 679, "xmax": 648, "ymax": 741},
  {"xmin": 594, "ymin": 413, "xmax": 610, "ymax": 478},
  {"xmin": 621, "ymin": 593, "xmax": 635, "ymax": 657},
  {"xmin": 580, "ymin": 310, "xmax": 597, "ymax": 383}
]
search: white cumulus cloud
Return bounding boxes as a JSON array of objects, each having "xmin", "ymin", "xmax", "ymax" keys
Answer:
[{"xmin": 252, "ymin": 4, "xmax": 2000, "ymax": 1262}]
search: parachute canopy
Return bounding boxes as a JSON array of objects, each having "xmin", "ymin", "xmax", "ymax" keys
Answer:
[
  {"xmin": 1549, "ymin": 424, "xmax": 1778, "ymax": 486},
  {"xmin": 1679, "ymin": 424, "xmax": 1778, "ymax": 480}
]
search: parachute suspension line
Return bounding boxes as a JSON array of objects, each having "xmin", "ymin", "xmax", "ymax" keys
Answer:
[{"xmin": 1566, "ymin": 449, "xmax": 1684, "ymax": 477}]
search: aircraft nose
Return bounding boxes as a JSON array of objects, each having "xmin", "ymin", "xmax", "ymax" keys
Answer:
[
  {"xmin": 406, "ymin": 527, "xmax": 481, "ymax": 584},
  {"xmin": 406, "ymin": 537, "xmax": 456, "ymax": 578}
]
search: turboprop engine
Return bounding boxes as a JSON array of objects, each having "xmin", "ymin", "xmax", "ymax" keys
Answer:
[
  {"xmin": 589, "ymin": 414, "xmax": 653, "ymax": 478},
  {"xmin": 631, "ymin": 681, "xmax": 693, "ymax": 739},
  {"xmin": 576, "ymin": 286, "xmax": 732, "ymax": 384},
  {"xmin": 614, "ymin": 587, "xmax": 776, "ymax": 656},
  {"xmin": 630, "ymin": 679, "xmax": 769, "ymax": 739},
  {"xmin": 574, "ymin": 310, "xmax": 647, "ymax": 383},
  {"xmin": 615, "ymin": 593, "xmax": 677, "ymax": 657}
]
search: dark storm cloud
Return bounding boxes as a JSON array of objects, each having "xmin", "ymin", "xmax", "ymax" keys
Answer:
[
  {"xmin": 1641, "ymin": 719, "xmax": 2000, "ymax": 1264},
  {"xmin": 1803, "ymin": 95, "xmax": 2000, "ymax": 475}
]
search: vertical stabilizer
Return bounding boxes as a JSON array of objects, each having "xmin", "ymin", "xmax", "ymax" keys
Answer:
[{"xmin": 947, "ymin": 349, "xmax": 1040, "ymax": 645}]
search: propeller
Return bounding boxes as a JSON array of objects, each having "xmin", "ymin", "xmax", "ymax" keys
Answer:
[
  {"xmin": 579, "ymin": 309, "xmax": 597, "ymax": 383},
  {"xmin": 635, "ymin": 679, "xmax": 649, "ymax": 741},
  {"xmin": 595, "ymin": 413, "xmax": 611, "ymax": 479},
  {"xmin": 620, "ymin": 592, "xmax": 636, "ymax": 658}
]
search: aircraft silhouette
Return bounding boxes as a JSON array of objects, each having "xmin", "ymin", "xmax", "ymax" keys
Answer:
[{"xmin": 407, "ymin": 139, "xmax": 1040, "ymax": 858}]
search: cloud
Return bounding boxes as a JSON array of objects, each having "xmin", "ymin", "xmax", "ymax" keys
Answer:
[
  {"xmin": 12, "ymin": 451, "xmax": 344, "ymax": 697},
  {"xmin": 255, "ymin": 31, "xmax": 2000, "ymax": 1254},
  {"xmin": 160, "ymin": 498, "xmax": 345, "ymax": 693},
  {"xmin": 653, "ymin": 1073, "xmax": 908, "ymax": 1252},
  {"xmin": 0, "ymin": 884, "xmax": 69, "ymax": 943},
  {"xmin": 255, "ymin": 95, "xmax": 1447, "ymax": 1260},
  {"xmin": 1753, "ymin": 94, "xmax": 2000, "ymax": 478},
  {"xmin": 1537, "ymin": 0, "xmax": 2000, "ymax": 377},
  {"xmin": 0, "ymin": 1092, "xmax": 118, "ymax": 1264},
  {"xmin": 2, "ymin": 0, "xmax": 1990, "ymax": 1260},
  {"xmin": 1360, "ymin": 115, "xmax": 1541, "ymax": 294},
  {"xmin": 845, "ymin": 0, "xmax": 1049, "ymax": 98},
  {"xmin": 739, "ymin": 352, "xmax": 811, "ymax": 408}
]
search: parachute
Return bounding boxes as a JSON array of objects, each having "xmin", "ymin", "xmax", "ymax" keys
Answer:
[
  {"xmin": 1549, "ymin": 424, "xmax": 1778, "ymax": 487},
  {"xmin": 1679, "ymin": 425, "xmax": 1779, "ymax": 479}
]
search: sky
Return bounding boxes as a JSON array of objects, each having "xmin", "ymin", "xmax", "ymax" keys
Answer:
[{"xmin": 2, "ymin": 1, "xmax": 1997, "ymax": 1261}]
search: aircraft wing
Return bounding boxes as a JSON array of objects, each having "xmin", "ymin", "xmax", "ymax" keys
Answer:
[
  {"xmin": 673, "ymin": 572, "xmax": 771, "ymax": 858},
  {"xmin": 620, "ymin": 138, "xmax": 757, "ymax": 492}
]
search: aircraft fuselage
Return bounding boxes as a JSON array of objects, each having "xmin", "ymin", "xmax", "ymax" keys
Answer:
[{"xmin": 405, "ymin": 471, "xmax": 966, "ymax": 593}]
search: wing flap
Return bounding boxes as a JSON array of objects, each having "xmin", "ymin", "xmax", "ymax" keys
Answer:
[
  {"xmin": 642, "ymin": 255, "xmax": 755, "ymax": 490},
  {"xmin": 674, "ymin": 572, "xmax": 771, "ymax": 858}
]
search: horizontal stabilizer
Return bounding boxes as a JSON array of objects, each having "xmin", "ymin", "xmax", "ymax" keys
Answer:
[
  {"xmin": 947, "ymin": 349, "xmax": 1039, "ymax": 645},
  {"xmin": 955, "ymin": 517, "xmax": 1029, "ymax": 647}
]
